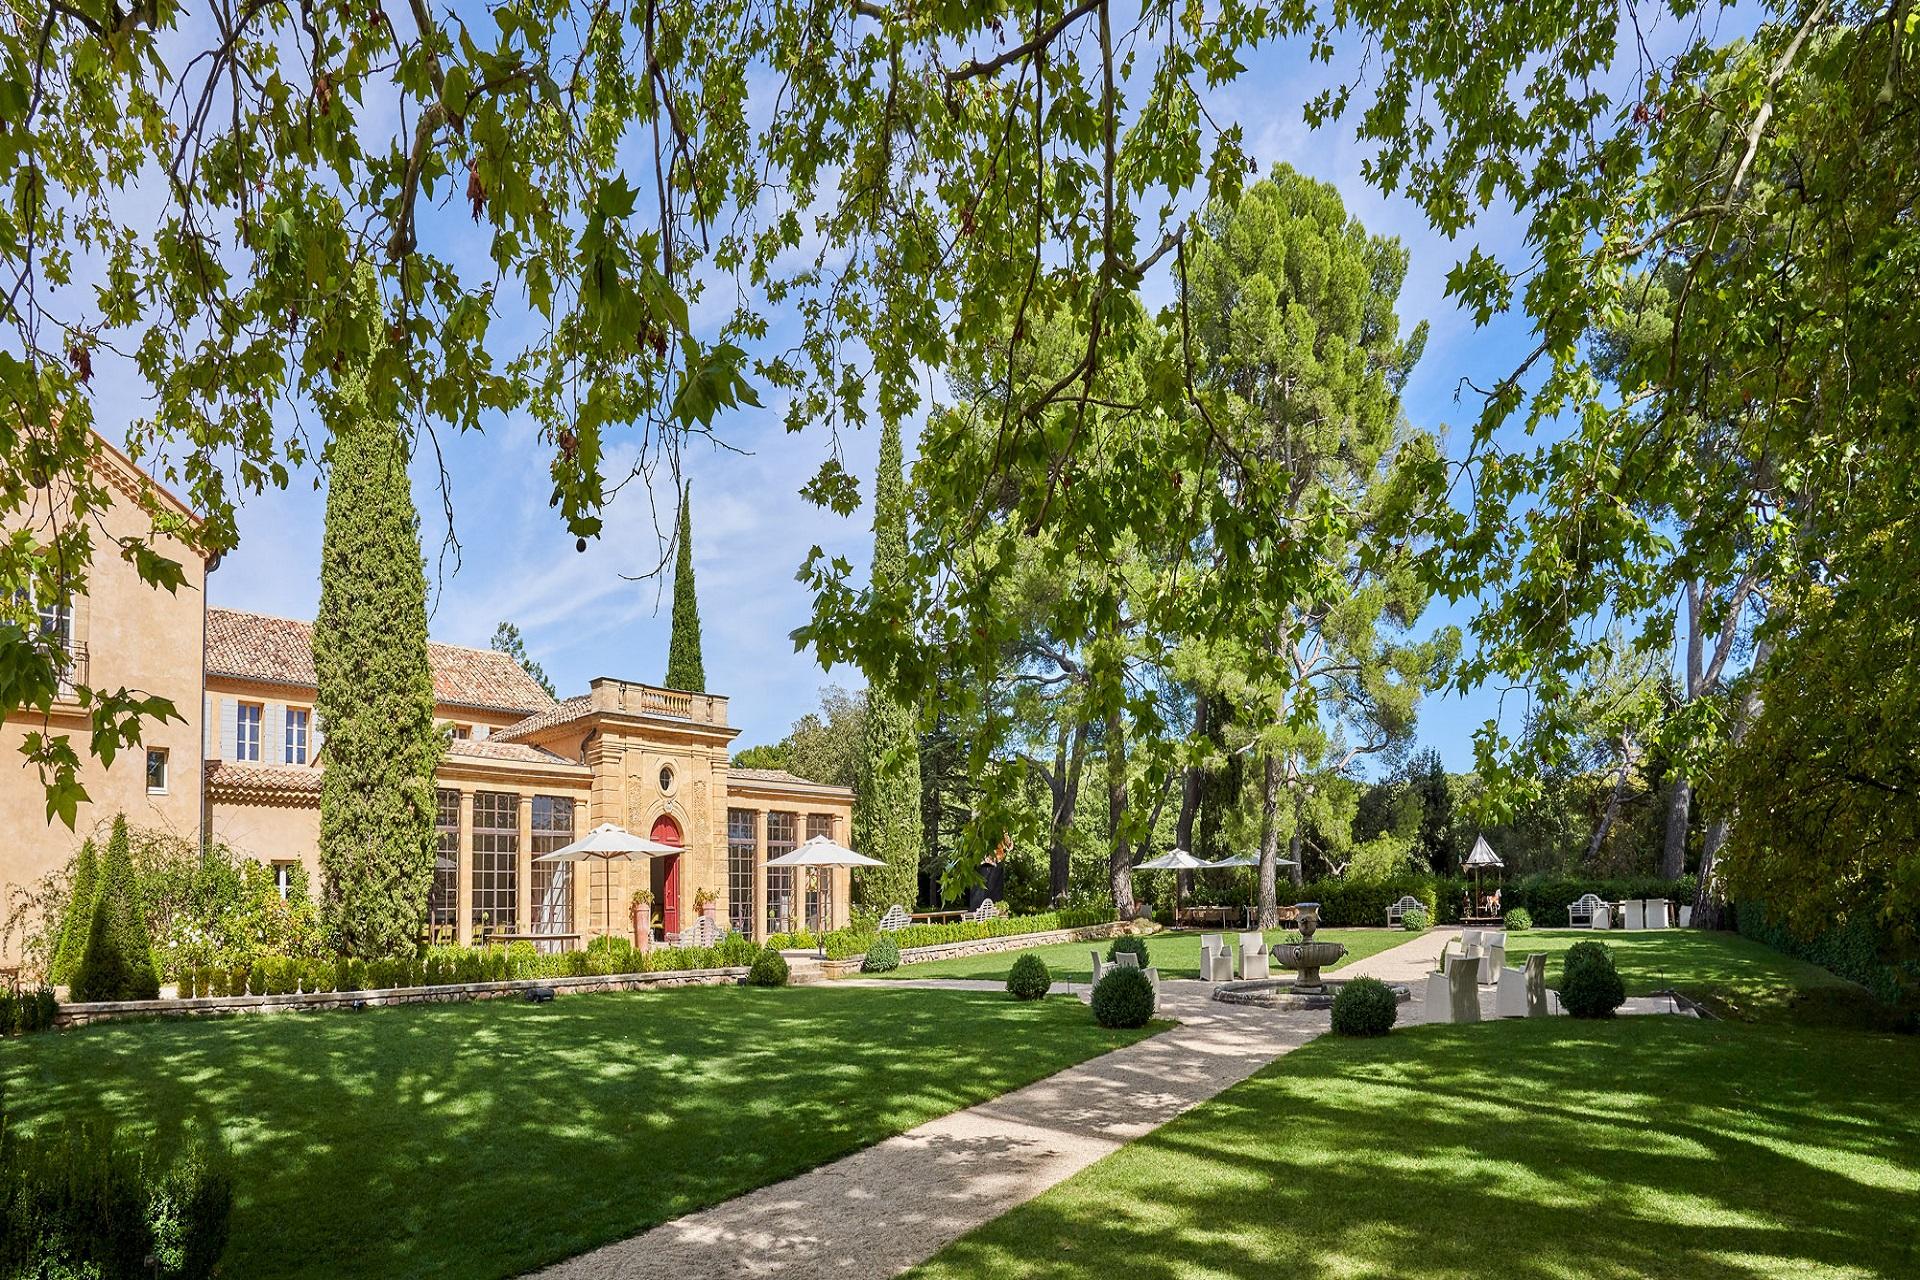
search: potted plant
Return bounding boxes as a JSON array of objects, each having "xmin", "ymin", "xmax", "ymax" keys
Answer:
[
  {"xmin": 694, "ymin": 887, "xmax": 719, "ymax": 925},
  {"xmin": 630, "ymin": 888, "xmax": 655, "ymax": 951}
]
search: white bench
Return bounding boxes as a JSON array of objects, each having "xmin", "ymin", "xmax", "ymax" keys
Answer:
[
  {"xmin": 1568, "ymin": 893, "xmax": 1606, "ymax": 928},
  {"xmin": 1385, "ymin": 895, "xmax": 1424, "ymax": 927},
  {"xmin": 877, "ymin": 904, "xmax": 911, "ymax": 932},
  {"xmin": 969, "ymin": 898, "xmax": 1003, "ymax": 923}
]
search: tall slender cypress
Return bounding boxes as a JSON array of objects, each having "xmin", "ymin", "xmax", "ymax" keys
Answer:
[
  {"xmin": 852, "ymin": 419, "xmax": 923, "ymax": 909},
  {"xmin": 49, "ymin": 836, "xmax": 98, "ymax": 983},
  {"xmin": 664, "ymin": 484, "xmax": 706, "ymax": 692},
  {"xmin": 313, "ymin": 347, "xmax": 443, "ymax": 959},
  {"xmin": 69, "ymin": 815, "xmax": 159, "ymax": 1001}
]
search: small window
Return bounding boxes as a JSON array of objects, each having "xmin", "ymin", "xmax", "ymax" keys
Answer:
[
  {"xmin": 452, "ymin": 724, "xmax": 471, "ymax": 740},
  {"xmin": 236, "ymin": 703, "xmax": 262, "ymax": 762},
  {"xmin": 145, "ymin": 748, "xmax": 169, "ymax": 794},
  {"xmin": 273, "ymin": 862, "xmax": 295, "ymax": 902},
  {"xmin": 285, "ymin": 707, "xmax": 310, "ymax": 765},
  {"xmin": 658, "ymin": 764, "xmax": 675, "ymax": 793}
]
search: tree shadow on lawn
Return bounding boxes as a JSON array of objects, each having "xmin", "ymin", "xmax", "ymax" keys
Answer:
[
  {"xmin": 2, "ymin": 985, "xmax": 1149, "ymax": 1280},
  {"xmin": 907, "ymin": 1018, "xmax": 1920, "ymax": 1280},
  {"xmin": 1506, "ymin": 930, "xmax": 1857, "ymax": 1024}
]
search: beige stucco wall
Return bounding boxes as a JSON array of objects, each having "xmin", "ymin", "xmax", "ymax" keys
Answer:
[{"xmin": 1, "ymin": 453, "xmax": 208, "ymax": 961}]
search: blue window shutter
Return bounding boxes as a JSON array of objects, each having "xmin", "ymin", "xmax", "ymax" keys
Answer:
[{"xmin": 219, "ymin": 698, "xmax": 237, "ymax": 760}]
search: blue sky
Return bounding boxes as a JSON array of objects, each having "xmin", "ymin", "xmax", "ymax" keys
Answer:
[{"xmin": 88, "ymin": 18, "xmax": 1628, "ymax": 767}]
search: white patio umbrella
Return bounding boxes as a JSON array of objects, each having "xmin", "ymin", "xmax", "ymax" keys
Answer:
[
  {"xmin": 533, "ymin": 823, "xmax": 681, "ymax": 937},
  {"xmin": 764, "ymin": 836, "xmax": 887, "ymax": 952},
  {"xmin": 1206, "ymin": 852, "xmax": 1298, "ymax": 869},
  {"xmin": 1134, "ymin": 848, "xmax": 1215, "ymax": 871}
]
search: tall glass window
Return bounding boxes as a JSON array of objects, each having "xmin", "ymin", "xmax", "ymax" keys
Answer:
[
  {"xmin": 765, "ymin": 811, "xmax": 797, "ymax": 934},
  {"xmin": 236, "ymin": 702, "xmax": 262, "ymax": 762},
  {"xmin": 805, "ymin": 813, "xmax": 836, "ymax": 932},
  {"xmin": 284, "ymin": 707, "xmax": 310, "ymax": 764},
  {"xmin": 727, "ymin": 808, "xmax": 756, "ymax": 936},
  {"xmin": 530, "ymin": 796, "xmax": 575, "ymax": 940},
  {"xmin": 431, "ymin": 789, "xmax": 460, "ymax": 931},
  {"xmin": 471, "ymin": 791, "xmax": 519, "ymax": 933}
]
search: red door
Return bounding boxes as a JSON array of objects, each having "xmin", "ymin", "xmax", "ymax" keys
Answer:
[{"xmin": 650, "ymin": 815, "xmax": 684, "ymax": 936}]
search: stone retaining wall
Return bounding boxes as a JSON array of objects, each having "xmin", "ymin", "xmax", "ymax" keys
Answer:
[
  {"xmin": 821, "ymin": 920, "xmax": 1142, "ymax": 979},
  {"xmin": 53, "ymin": 967, "xmax": 749, "ymax": 1028}
]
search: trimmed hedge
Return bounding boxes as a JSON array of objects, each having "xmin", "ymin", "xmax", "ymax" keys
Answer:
[
  {"xmin": 860, "ymin": 935, "xmax": 901, "ymax": 973},
  {"xmin": 1736, "ymin": 902, "xmax": 1918, "ymax": 1011},
  {"xmin": 0, "ymin": 1118, "xmax": 232, "ymax": 1279},
  {"xmin": 1244, "ymin": 874, "xmax": 1698, "ymax": 928},
  {"xmin": 1106, "ymin": 935, "xmax": 1150, "ymax": 965},
  {"xmin": 1330, "ymin": 976, "xmax": 1398, "ymax": 1036},
  {"xmin": 1091, "ymin": 967, "xmax": 1155, "ymax": 1028},
  {"xmin": 1561, "ymin": 941, "xmax": 1626, "ymax": 1018},
  {"xmin": 748, "ymin": 948, "xmax": 791, "ymax": 987},
  {"xmin": 814, "ymin": 907, "xmax": 1112, "ymax": 962},
  {"xmin": 1007, "ymin": 954, "xmax": 1052, "ymax": 1000},
  {"xmin": 0, "ymin": 986, "xmax": 59, "ymax": 1035}
]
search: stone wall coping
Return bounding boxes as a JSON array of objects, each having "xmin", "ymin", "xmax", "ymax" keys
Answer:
[{"xmin": 53, "ymin": 966, "xmax": 749, "ymax": 1027}]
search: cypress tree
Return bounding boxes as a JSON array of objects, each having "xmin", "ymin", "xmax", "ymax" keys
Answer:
[
  {"xmin": 49, "ymin": 836, "xmax": 98, "ymax": 983},
  {"xmin": 69, "ymin": 815, "xmax": 159, "ymax": 1001},
  {"xmin": 852, "ymin": 419, "xmax": 923, "ymax": 909},
  {"xmin": 664, "ymin": 484, "xmax": 705, "ymax": 692},
  {"xmin": 313, "ymin": 349, "xmax": 444, "ymax": 959}
]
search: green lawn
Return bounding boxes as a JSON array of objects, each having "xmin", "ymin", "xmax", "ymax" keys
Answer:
[
  {"xmin": 1505, "ymin": 928, "xmax": 1871, "ymax": 1024},
  {"xmin": 907, "ymin": 1016, "xmax": 1920, "ymax": 1280},
  {"xmin": 879, "ymin": 927, "xmax": 1412, "ymax": 983},
  {"xmin": 0, "ymin": 985, "xmax": 1155, "ymax": 1280}
]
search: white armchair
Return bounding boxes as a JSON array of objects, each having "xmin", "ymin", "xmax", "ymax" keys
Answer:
[
  {"xmin": 1588, "ymin": 902, "xmax": 1613, "ymax": 930},
  {"xmin": 1090, "ymin": 949, "xmax": 1110, "ymax": 986},
  {"xmin": 1622, "ymin": 899, "xmax": 1646, "ymax": 930},
  {"xmin": 1478, "ymin": 930, "xmax": 1507, "ymax": 986},
  {"xmin": 1424, "ymin": 955, "xmax": 1482, "ymax": 1024},
  {"xmin": 1497, "ymin": 952, "xmax": 1555, "ymax": 1017},
  {"xmin": 1236, "ymin": 932, "xmax": 1270, "ymax": 980},
  {"xmin": 1645, "ymin": 899, "xmax": 1673, "ymax": 929},
  {"xmin": 1199, "ymin": 933, "xmax": 1235, "ymax": 983}
]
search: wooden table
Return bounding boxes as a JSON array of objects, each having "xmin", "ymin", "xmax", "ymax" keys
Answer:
[{"xmin": 910, "ymin": 911, "xmax": 970, "ymax": 924}]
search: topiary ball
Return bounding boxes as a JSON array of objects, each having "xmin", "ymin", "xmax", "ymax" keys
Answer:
[
  {"xmin": 861, "ymin": 935, "xmax": 901, "ymax": 974},
  {"xmin": 1561, "ymin": 940, "xmax": 1626, "ymax": 1018},
  {"xmin": 1504, "ymin": 907, "xmax": 1533, "ymax": 931},
  {"xmin": 1330, "ymin": 976, "xmax": 1398, "ymax": 1036},
  {"xmin": 1091, "ymin": 966, "xmax": 1156, "ymax": 1028},
  {"xmin": 1401, "ymin": 907, "xmax": 1431, "ymax": 932},
  {"xmin": 1106, "ymin": 935, "xmax": 1150, "ymax": 966},
  {"xmin": 747, "ymin": 948, "xmax": 791, "ymax": 988},
  {"xmin": 1007, "ymin": 954, "xmax": 1052, "ymax": 1000}
]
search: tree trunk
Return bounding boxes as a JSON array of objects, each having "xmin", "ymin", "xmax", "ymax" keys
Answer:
[
  {"xmin": 1695, "ymin": 639, "xmax": 1770, "ymax": 930},
  {"xmin": 1257, "ymin": 750, "xmax": 1280, "ymax": 927},
  {"xmin": 1047, "ymin": 721, "xmax": 1087, "ymax": 903},
  {"xmin": 1104, "ymin": 706, "xmax": 1135, "ymax": 918},
  {"xmin": 1659, "ymin": 775, "xmax": 1691, "ymax": 880},
  {"xmin": 1289, "ymin": 824, "xmax": 1304, "ymax": 887},
  {"xmin": 1173, "ymin": 697, "xmax": 1204, "ymax": 906},
  {"xmin": 1587, "ymin": 736, "xmax": 1636, "ymax": 862}
]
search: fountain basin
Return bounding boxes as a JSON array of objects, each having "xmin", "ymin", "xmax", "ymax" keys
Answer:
[
  {"xmin": 1213, "ymin": 978, "xmax": 1412, "ymax": 1011},
  {"xmin": 1272, "ymin": 941, "xmax": 1348, "ymax": 971}
]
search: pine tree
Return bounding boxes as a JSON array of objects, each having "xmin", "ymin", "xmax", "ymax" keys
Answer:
[
  {"xmin": 49, "ymin": 836, "xmax": 98, "ymax": 984},
  {"xmin": 69, "ymin": 815, "xmax": 159, "ymax": 1001},
  {"xmin": 490, "ymin": 621, "xmax": 556, "ymax": 698},
  {"xmin": 853, "ymin": 419, "xmax": 923, "ymax": 909},
  {"xmin": 664, "ymin": 484, "xmax": 706, "ymax": 692},
  {"xmin": 313, "ymin": 348, "xmax": 444, "ymax": 960}
]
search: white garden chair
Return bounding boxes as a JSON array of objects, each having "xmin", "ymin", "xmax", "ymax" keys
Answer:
[
  {"xmin": 1645, "ymin": 899, "xmax": 1673, "ymax": 929},
  {"xmin": 1622, "ymin": 899, "xmax": 1646, "ymax": 930},
  {"xmin": 1425, "ymin": 955, "xmax": 1482, "ymax": 1024},
  {"xmin": 1199, "ymin": 934, "xmax": 1234, "ymax": 983},
  {"xmin": 1497, "ymin": 952, "xmax": 1553, "ymax": 1018},
  {"xmin": 1678, "ymin": 904, "xmax": 1694, "ymax": 927},
  {"xmin": 1237, "ymin": 932, "xmax": 1270, "ymax": 980},
  {"xmin": 1477, "ymin": 930, "xmax": 1507, "ymax": 986}
]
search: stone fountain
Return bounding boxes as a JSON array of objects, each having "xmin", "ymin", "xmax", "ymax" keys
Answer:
[
  {"xmin": 1211, "ymin": 902, "xmax": 1412, "ymax": 1011},
  {"xmin": 1271, "ymin": 902, "xmax": 1346, "ymax": 993}
]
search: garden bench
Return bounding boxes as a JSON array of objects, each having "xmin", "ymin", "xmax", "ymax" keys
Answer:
[
  {"xmin": 1385, "ymin": 895, "xmax": 1423, "ymax": 927},
  {"xmin": 969, "ymin": 899, "xmax": 1003, "ymax": 923},
  {"xmin": 877, "ymin": 905, "xmax": 911, "ymax": 932},
  {"xmin": 1567, "ymin": 893, "xmax": 1606, "ymax": 928}
]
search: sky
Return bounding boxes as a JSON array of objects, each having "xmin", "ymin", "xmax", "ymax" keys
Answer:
[{"xmin": 77, "ymin": 11, "xmax": 1674, "ymax": 767}]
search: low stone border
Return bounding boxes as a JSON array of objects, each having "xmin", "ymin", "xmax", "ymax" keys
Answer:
[
  {"xmin": 53, "ymin": 967, "xmax": 749, "ymax": 1028},
  {"xmin": 819, "ymin": 920, "xmax": 1142, "ymax": 979},
  {"xmin": 1211, "ymin": 978, "xmax": 1413, "ymax": 1011}
]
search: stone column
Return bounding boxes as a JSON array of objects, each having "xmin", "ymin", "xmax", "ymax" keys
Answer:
[
  {"xmin": 752, "ymin": 807, "xmax": 769, "ymax": 942},
  {"xmin": 455, "ymin": 788, "xmax": 475, "ymax": 946},
  {"xmin": 515, "ymin": 789, "xmax": 533, "ymax": 937}
]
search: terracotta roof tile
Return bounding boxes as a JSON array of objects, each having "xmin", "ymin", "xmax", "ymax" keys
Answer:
[
  {"xmin": 206, "ymin": 608, "xmax": 557, "ymax": 715},
  {"xmin": 204, "ymin": 760, "xmax": 323, "ymax": 801},
  {"xmin": 445, "ymin": 738, "xmax": 586, "ymax": 769},
  {"xmin": 727, "ymin": 766, "xmax": 853, "ymax": 792},
  {"xmin": 494, "ymin": 695, "xmax": 594, "ymax": 742}
]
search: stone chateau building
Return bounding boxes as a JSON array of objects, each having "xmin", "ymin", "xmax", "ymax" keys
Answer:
[{"xmin": 2, "ymin": 441, "xmax": 853, "ymax": 958}]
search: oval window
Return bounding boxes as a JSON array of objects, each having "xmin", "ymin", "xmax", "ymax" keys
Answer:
[{"xmin": 658, "ymin": 764, "xmax": 675, "ymax": 793}]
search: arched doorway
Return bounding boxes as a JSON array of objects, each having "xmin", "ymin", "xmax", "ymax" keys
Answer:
[{"xmin": 649, "ymin": 815, "xmax": 684, "ymax": 937}]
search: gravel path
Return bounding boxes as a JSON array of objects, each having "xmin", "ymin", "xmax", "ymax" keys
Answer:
[{"xmin": 530, "ymin": 932, "xmax": 1447, "ymax": 1280}]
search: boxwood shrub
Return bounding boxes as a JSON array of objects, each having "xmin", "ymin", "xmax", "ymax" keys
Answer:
[
  {"xmin": 861, "ymin": 935, "xmax": 901, "ymax": 973},
  {"xmin": 1091, "ymin": 966, "xmax": 1155, "ymax": 1027},
  {"xmin": 1330, "ymin": 977, "xmax": 1399, "ymax": 1036},
  {"xmin": 1561, "ymin": 940, "xmax": 1627, "ymax": 1018},
  {"xmin": 748, "ymin": 948, "xmax": 791, "ymax": 987},
  {"xmin": 1504, "ymin": 907, "xmax": 1533, "ymax": 931},
  {"xmin": 1007, "ymin": 954, "xmax": 1052, "ymax": 1000},
  {"xmin": 1401, "ymin": 907, "xmax": 1431, "ymax": 932},
  {"xmin": 1106, "ymin": 935, "xmax": 1150, "ymax": 965}
]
